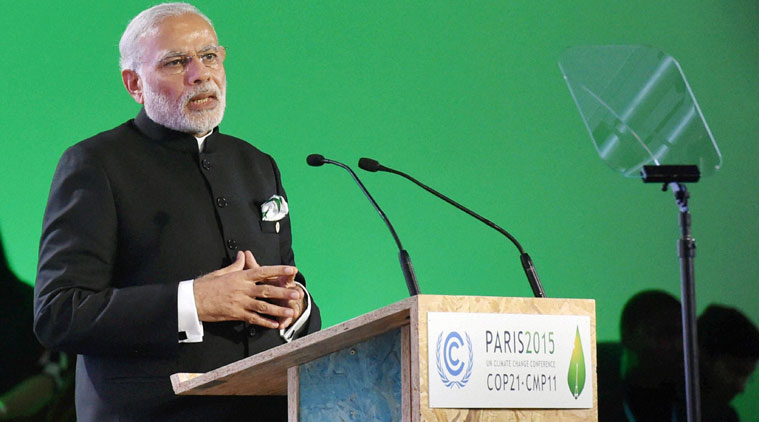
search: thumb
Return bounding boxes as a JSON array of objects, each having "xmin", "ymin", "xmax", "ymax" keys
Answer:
[
  {"xmin": 244, "ymin": 250, "xmax": 261, "ymax": 269},
  {"xmin": 215, "ymin": 251, "xmax": 245, "ymax": 275}
]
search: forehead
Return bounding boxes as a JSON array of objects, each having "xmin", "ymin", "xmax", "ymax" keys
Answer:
[{"xmin": 142, "ymin": 13, "xmax": 218, "ymax": 57}]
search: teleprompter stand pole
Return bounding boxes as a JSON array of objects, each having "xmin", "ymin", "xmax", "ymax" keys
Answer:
[
  {"xmin": 641, "ymin": 165, "xmax": 701, "ymax": 422},
  {"xmin": 670, "ymin": 182, "xmax": 700, "ymax": 422}
]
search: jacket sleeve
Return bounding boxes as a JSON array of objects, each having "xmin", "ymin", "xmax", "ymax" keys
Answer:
[
  {"xmin": 34, "ymin": 145, "xmax": 178, "ymax": 358},
  {"xmin": 269, "ymin": 155, "xmax": 321, "ymax": 336}
]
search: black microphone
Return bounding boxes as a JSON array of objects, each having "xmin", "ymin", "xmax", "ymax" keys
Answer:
[
  {"xmin": 307, "ymin": 154, "xmax": 421, "ymax": 296},
  {"xmin": 358, "ymin": 157, "xmax": 546, "ymax": 298},
  {"xmin": 306, "ymin": 154, "xmax": 326, "ymax": 167}
]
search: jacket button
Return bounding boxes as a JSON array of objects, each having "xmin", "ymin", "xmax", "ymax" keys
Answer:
[
  {"xmin": 216, "ymin": 196, "xmax": 227, "ymax": 208},
  {"xmin": 201, "ymin": 159, "xmax": 211, "ymax": 170},
  {"xmin": 227, "ymin": 239, "xmax": 237, "ymax": 250},
  {"xmin": 248, "ymin": 327, "xmax": 257, "ymax": 337}
]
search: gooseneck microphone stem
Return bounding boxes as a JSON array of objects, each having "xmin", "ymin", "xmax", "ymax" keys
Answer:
[
  {"xmin": 387, "ymin": 166, "xmax": 525, "ymax": 251},
  {"xmin": 359, "ymin": 157, "xmax": 545, "ymax": 298},
  {"xmin": 307, "ymin": 154, "xmax": 421, "ymax": 296},
  {"xmin": 325, "ymin": 159, "xmax": 404, "ymax": 251}
]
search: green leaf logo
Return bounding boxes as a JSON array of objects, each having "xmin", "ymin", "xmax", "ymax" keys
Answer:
[{"xmin": 567, "ymin": 326, "xmax": 586, "ymax": 399}]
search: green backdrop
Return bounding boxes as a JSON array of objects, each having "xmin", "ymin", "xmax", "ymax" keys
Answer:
[{"xmin": 2, "ymin": 0, "xmax": 757, "ymax": 418}]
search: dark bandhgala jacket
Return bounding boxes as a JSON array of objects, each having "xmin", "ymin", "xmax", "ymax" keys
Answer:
[{"xmin": 34, "ymin": 109, "xmax": 320, "ymax": 421}]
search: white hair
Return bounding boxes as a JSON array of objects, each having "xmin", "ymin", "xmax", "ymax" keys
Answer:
[{"xmin": 119, "ymin": 2, "xmax": 214, "ymax": 71}]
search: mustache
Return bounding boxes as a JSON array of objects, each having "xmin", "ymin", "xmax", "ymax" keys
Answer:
[{"xmin": 182, "ymin": 82, "xmax": 223, "ymax": 104}]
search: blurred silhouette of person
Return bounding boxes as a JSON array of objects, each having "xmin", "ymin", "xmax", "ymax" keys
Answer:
[
  {"xmin": 0, "ymin": 230, "xmax": 74, "ymax": 421},
  {"xmin": 698, "ymin": 304, "xmax": 759, "ymax": 422},
  {"xmin": 598, "ymin": 290, "xmax": 685, "ymax": 421}
]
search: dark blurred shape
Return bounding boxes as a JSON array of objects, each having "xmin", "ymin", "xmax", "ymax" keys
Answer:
[
  {"xmin": 598, "ymin": 290, "xmax": 685, "ymax": 421},
  {"xmin": 0, "ymin": 235, "xmax": 44, "ymax": 393},
  {"xmin": 698, "ymin": 304, "xmax": 759, "ymax": 422},
  {"xmin": 0, "ymin": 231, "xmax": 74, "ymax": 421}
]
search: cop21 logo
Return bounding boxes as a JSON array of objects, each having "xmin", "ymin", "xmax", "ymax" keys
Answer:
[{"xmin": 435, "ymin": 331, "xmax": 474, "ymax": 388}]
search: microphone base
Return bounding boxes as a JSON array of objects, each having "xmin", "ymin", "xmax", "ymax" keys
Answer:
[
  {"xmin": 520, "ymin": 253, "xmax": 546, "ymax": 298},
  {"xmin": 399, "ymin": 249, "xmax": 421, "ymax": 296}
]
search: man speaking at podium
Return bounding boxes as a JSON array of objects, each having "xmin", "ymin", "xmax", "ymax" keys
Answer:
[{"xmin": 33, "ymin": 3, "xmax": 320, "ymax": 420}]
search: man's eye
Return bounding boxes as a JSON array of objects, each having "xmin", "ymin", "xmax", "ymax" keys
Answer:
[
  {"xmin": 162, "ymin": 58, "xmax": 185, "ymax": 68},
  {"xmin": 201, "ymin": 53, "xmax": 218, "ymax": 62}
]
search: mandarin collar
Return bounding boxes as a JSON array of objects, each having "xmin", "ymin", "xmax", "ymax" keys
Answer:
[{"xmin": 133, "ymin": 108, "xmax": 220, "ymax": 153}]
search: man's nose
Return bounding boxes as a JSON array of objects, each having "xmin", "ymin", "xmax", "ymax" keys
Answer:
[{"xmin": 185, "ymin": 56, "xmax": 211, "ymax": 84}]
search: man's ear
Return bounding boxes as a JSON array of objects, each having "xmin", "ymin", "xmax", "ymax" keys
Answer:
[{"xmin": 122, "ymin": 69, "xmax": 144, "ymax": 104}]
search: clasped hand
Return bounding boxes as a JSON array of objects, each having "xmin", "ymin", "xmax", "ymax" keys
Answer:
[{"xmin": 193, "ymin": 251, "xmax": 304, "ymax": 330}]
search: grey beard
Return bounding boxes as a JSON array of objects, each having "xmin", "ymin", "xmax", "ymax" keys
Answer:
[{"xmin": 143, "ymin": 81, "xmax": 226, "ymax": 135}]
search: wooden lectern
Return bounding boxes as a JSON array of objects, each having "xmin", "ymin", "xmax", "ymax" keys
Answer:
[{"xmin": 171, "ymin": 295, "xmax": 597, "ymax": 421}]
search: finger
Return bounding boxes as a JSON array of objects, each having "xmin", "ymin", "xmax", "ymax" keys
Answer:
[
  {"xmin": 244, "ymin": 250, "xmax": 260, "ymax": 270},
  {"xmin": 243, "ymin": 265, "xmax": 297, "ymax": 281},
  {"xmin": 278, "ymin": 316, "xmax": 293, "ymax": 330},
  {"xmin": 258, "ymin": 276, "xmax": 295, "ymax": 288},
  {"xmin": 244, "ymin": 311, "xmax": 281, "ymax": 329},
  {"xmin": 246, "ymin": 298, "xmax": 295, "ymax": 319},
  {"xmin": 275, "ymin": 297, "xmax": 304, "ymax": 329},
  {"xmin": 248, "ymin": 284, "xmax": 302, "ymax": 301},
  {"xmin": 214, "ymin": 251, "xmax": 245, "ymax": 276},
  {"xmin": 257, "ymin": 279, "xmax": 303, "ymax": 299}
]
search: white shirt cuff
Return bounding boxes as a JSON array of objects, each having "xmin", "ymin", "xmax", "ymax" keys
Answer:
[
  {"xmin": 178, "ymin": 279, "xmax": 204, "ymax": 343},
  {"xmin": 280, "ymin": 281, "xmax": 312, "ymax": 343}
]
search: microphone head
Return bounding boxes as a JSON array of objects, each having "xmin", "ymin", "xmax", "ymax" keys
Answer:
[
  {"xmin": 358, "ymin": 157, "xmax": 382, "ymax": 172},
  {"xmin": 307, "ymin": 154, "xmax": 326, "ymax": 167}
]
